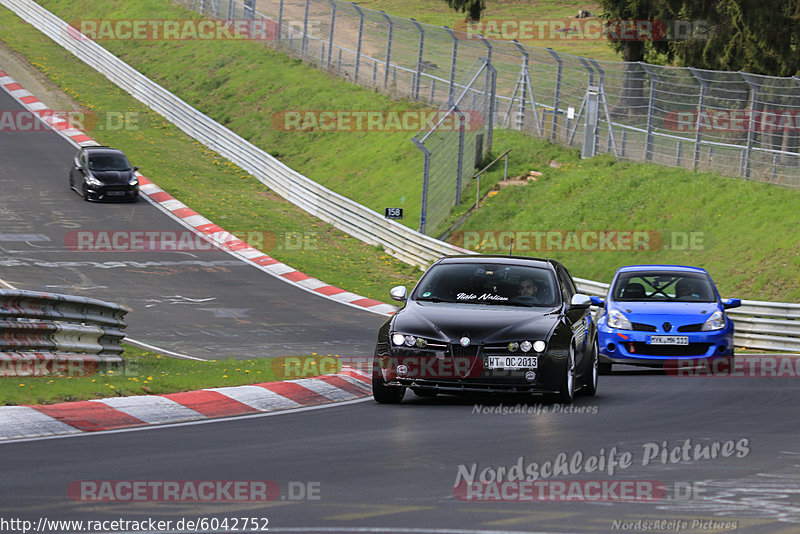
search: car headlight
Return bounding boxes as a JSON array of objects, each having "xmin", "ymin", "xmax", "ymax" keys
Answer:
[
  {"xmin": 507, "ymin": 342, "xmax": 519, "ymax": 352},
  {"xmin": 86, "ymin": 175, "xmax": 102, "ymax": 186},
  {"xmin": 390, "ymin": 333, "xmax": 428, "ymax": 348},
  {"xmin": 532, "ymin": 340, "xmax": 546, "ymax": 353},
  {"xmin": 129, "ymin": 177, "xmax": 139, "ymax": 186},
  {"xmin": 702, "ymin": 310, "xmax": 725, "ymax": 331},
  {"xmin": 607, "ymin": 309, "xmax": 632, "ymax": 330}
]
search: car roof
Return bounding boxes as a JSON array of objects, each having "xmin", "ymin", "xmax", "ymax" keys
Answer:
[
  {"xmin": 80, "ymin": 146, "xmax": 126, "ymax": 155},
  {"xmin": 615, "ymin": 264, "xmax": 708, "ymax": 275},
  {"xmin": 435, "ymin": 255, "xmax": 560, "ymax": 271}
]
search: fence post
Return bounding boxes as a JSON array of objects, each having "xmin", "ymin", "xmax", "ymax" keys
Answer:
[
  {"xmin": 546, "ymin": 48, "xmax": 563, "ymax": 142},
  {"xmin": 688, "ymin": 68, "xmax": 707, "ymax": 171},
  {"xmin": 275, "ymin": 0, "xmax": 284, "ymax": 41},
  {"xmin": 301, "ymin": 0, "xmax": 310, "ymax": 56},
  {"xmin": 411, "ymin": 19, "xmax": 424, "ymax": 101},
  {"xmin": 326, "ymin": 0, "xmax": 336, "ymax": 68},
  {"xmin": 456, "ymin": 108, "xmax": 465, "ymax": 204},
  {"xmin": 412, "ymin": 138, "xmax": 431, "ymax": 234},
  {"xmin": 621, "ymin": 131, "xmax": 627, "ymax": 158},
  {"xmin": 578, "ymin": 57, "xmax": 598, "ymax": 158},
  {"xmin": 227, "ymin": 0, "xmax": 235, "ymax": 22},
  {"xmin": 588, "ymin": 58, "xmax": 619, "ymax": 157},
  {"xmin": 351, "ymin": 3, "xmax": 365, "ymax": 82},
  {"xmin": 444, "ymin": 27, "xmax": 458, "ymax": 106},
  {"xmin": 485, "ymin": 59, "xmax": 496, "ymax": 156},
  {"xmin": 741, "ymin": 72, "xmax": 760, "ymax": 179},
  {"xmin": 380, "ymin": 11, "xmax": 394, "ymax": 89},
  {"xmin": 641, "ymin": 64, "xmax": 657, "ymax": 163}
]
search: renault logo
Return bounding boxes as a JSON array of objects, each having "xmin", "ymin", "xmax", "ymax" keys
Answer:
[
  {"xmin": 459, "ymin": 337, "xmax": 471, "ymax": 347},
  {"xmin": 663, "ymin": 322, "xmax": 672, "ymax": 332}
]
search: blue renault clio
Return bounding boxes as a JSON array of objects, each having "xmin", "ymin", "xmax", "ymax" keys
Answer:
[{"xmin": 592, "ymin": 265, "xmax": 741, "ymax": 373}]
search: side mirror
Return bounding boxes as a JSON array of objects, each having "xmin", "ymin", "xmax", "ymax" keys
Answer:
[
  {"xmin": 723, "ymin": 298, "xmax": 741, "ymax": 309},
  {"xmin": 589, "ymin": 296, "xmax": 605, "ymax": 307},
  {"xmin": 390, "ymin": 286, "xmax": 407, "ymax": 302},
  {"xmin": 133, "ymin": 166, "xmax": 139, "ymax": 172},
  {"xmin": 570, "ymin": 294, "xmax": 591, "ymax": 309}
]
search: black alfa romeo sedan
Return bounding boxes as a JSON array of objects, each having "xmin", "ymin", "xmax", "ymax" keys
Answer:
[{"xmin": 372, "ymin": 255, "xmax": 599, "ymax": 404}]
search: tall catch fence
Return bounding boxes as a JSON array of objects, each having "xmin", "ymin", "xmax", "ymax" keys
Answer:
[
  {"xmin": 412, "ymin": 59, "xmax": 494, "ymax": 235},
  {"xmin": 178, "ymin": 0, "xmax": 800, "ymax": 231}
]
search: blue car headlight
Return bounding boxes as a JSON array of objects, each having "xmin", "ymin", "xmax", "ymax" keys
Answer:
[
  {"xmin": 607, "ymin": 309, "xmax": 632, "ymax": 330},
  {"xmin": 702, "ymin": 310, "xmax": 725, "ymax": 331}
]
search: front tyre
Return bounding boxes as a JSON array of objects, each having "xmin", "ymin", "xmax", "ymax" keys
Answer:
[
  {"xmin": 579, "ymin": 338, "xmax": 599, "ymax": 397},
  {"xmin": 372, "ymin": 357, "xmax": 406, "ymax": 404},
  {"xmin": 555, "ymin": 344, "xmax": 576, "ymax": 404}
]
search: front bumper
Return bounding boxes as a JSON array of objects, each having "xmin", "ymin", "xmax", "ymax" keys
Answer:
[
  {"xmin": 374, "ymin": 348, "xmax": 565, "ymax": 395},
  {"xmin": 598, "ymin": 323, "xmax": 734, "ymax": 364},
  {"xmin": 86, "ymin": 185, "xmax": 139, "ymax": 202}
]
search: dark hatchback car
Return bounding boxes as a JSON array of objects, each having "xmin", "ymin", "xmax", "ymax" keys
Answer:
[
  {"xmin": 372, "ymin": 255, "xmax": 599, "ymax": 404},
  {"xmin": 69, "ymin": 146, "xmax": 139, "ymax": 201}
]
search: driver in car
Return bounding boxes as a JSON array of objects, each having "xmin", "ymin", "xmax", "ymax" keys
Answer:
[{"xmin": 519, "ymin": 277, "xmax": 538, "ymax": 297}]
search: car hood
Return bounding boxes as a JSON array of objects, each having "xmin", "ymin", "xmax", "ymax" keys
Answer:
[
  {"xmin": 610, "ymin": 301, "xmax": 720, "ymax": 321},
  {"xmin": 392, "ymin": 300, "xmax": 560, "ymax": 342},
  {"xmin": 91, "ymin": 169, "xmax": 134, "ymax": 184}
]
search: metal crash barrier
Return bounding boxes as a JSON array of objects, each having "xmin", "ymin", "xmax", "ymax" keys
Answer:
[{"xmin": 0, "ymin": 290, "xmax": 130, "ymax": 377}]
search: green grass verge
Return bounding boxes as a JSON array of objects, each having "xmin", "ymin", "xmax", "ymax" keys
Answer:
[{"xmin": 1, "ymin": 344, "xmax": 345, "ymax": 405}]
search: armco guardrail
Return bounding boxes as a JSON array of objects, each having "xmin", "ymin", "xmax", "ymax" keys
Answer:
[
  {"xmin": 4, "ymin": 0, "xmax": 799, "ymax": 353},
  {"xmin": 0, "ymin": 290, "xmax": 129, "ymax": 376}
]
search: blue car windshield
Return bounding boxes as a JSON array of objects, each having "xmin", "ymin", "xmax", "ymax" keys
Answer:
[
  {"xmin": 412, "ymin": 263, "xmax": 560, "ymax": 307},
  {"xmin": 612, "ymin": 271, "xmax": 716, "ymax": 302}
]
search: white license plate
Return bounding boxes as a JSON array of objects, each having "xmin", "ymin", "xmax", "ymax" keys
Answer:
[
  {"xmin": 649, "ymin": 336, "xmax": 689, "ymax": 345},
  {"xmin": 107, "ymin": 191, "xmax": 125, "ymax": 196},
  {"xmin": 484, "ymin": 356, "xmax": 538, "ymax": 369}
]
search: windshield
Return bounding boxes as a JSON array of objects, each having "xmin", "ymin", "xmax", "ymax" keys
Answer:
[
  {"xmin": 88, "ymin": 153, "xmax": 131, "ymax": 172},
  {"xmin": 412, "ymin": 263, "xmax": 560, "ymax": 307},
  {"xmin": 612, "ymin": 271, "xmax": 717, "ymax": 303}
]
